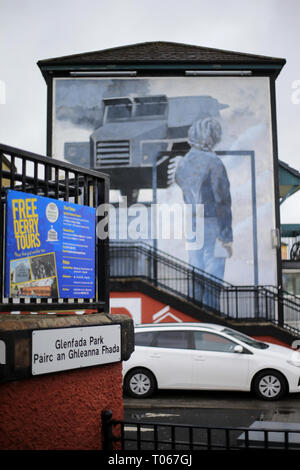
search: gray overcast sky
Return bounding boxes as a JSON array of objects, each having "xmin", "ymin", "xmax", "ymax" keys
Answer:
[{"xmin": 0, "ymin": 0, "xmax": 300, "ymax": 222}]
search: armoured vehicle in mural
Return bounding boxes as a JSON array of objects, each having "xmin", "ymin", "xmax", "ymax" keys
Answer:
[{"xmin": 64, "ymin": 94, "xmax": 227, "ymax": 203}]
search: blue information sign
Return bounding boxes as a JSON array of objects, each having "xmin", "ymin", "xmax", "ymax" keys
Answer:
[{"xmin": 5, "ymin": 190, "xmax": 96, "ymax": 299}]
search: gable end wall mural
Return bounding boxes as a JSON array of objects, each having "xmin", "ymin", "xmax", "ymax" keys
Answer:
[{"xmin": 52, "ymin": 76, "xmax": 277, "ymax": 288}]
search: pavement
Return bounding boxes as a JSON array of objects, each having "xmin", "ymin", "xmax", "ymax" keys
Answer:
[{"xmin": 124, "ymin": 389, "xmax": 300, "ymax": 424}]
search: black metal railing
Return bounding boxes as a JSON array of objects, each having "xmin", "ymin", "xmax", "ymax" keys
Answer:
[
  {"xmin": 0, "ymin": 143, "xmax": 109, "ymax": 313},
  {"xmin": 110, "ymin": 242, "xmax": 300, "ymax": 332},
  {"xmin": 101, "ymin": 410, "xmax": 300, "ymax": 451},
  {"xmin": 281, "ymin": 236, "xmax": 300, "ymax": 261}
]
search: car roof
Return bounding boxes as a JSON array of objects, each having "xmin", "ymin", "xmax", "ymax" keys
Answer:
[{"xmin": 134, "ymin": 322, "xmax": 225, "ymax": 331}]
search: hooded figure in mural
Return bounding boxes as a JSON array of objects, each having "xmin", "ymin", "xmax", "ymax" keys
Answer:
[{"xmin": 174, "ymin": 117, "xmax": 233, "ymax": 307}]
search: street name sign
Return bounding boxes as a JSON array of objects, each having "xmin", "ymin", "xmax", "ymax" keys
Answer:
[{"xmin": 32, "ymin": 324, "xmax": 121, "ymax": 375}]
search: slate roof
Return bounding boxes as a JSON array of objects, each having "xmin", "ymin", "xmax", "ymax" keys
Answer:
[
  {"xmin": 279, "ymin": 160, "xmax": 300, "ymax": 201},
  {"xmin": 37, "ymin": 41, "xmax": 286, "ymax": 67},
  {"xmin": 280, "ymin": 160, "xmax": 300, "ymax": 183}
]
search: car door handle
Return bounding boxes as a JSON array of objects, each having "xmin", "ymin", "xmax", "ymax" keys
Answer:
[
  {"xmin": 149, "ymin": 353, "xmax": 161, "ymax": 358},
  {"xmin": 194, "ymin": 356, "xmax": 205, "ymax": 362}
]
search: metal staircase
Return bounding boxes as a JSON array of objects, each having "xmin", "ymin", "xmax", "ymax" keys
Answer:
[{"xmin": 110, "ymin": 241, "xmax": 300, "ymax": 336}]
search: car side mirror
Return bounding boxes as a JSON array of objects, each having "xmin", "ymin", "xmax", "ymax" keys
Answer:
[{"xmin": 234, "ymin": 345, "xmax": 243, "ymax": 354}]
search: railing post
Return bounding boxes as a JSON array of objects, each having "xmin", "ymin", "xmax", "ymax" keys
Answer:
[
  {"xmin": 152, "ymin": 248, "xmax": 158, "ymax": 287},
  {"xmin": 265, "ymin": 289, "xmax": 269, "ymax": 320},
  {"xmin": 278, "ymin": 285, "xmax": 284, "ymax": 327},
  {"xmin": 192, "ymin": 267, "xmax": 195, "ymax": 302},
  {"xmin": 226, "ymin": 288, "xmax": 230, "ymax": 317},
  {"xmin": 102, "ymin": 409, "xmax": 113, "ymax": 451},
  {"xmin": 254, "ymin": 286, "xmax": 259, "ymax": 319}
]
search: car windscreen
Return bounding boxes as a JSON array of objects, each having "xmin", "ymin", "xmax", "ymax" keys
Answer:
[
  {"xmin": 106, "ymin": 103, "xmax": 132, "ymax": 121},
  {"xmin": 134, "ymin": 96, "xmax": 168, "ymax": 118},
  {"xmin": 222, "ymin": 328, "xmax": 269, "ymax": 349}
]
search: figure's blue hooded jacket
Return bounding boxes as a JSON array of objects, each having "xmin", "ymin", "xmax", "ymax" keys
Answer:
[{"xmin": 175, "ymin": 148, "xmax": 233, "ymax": 243}]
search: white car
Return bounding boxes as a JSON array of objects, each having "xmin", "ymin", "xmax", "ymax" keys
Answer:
[{"xmin": 123, "ymin": 323, "xmax": 300, "ymax": 401}]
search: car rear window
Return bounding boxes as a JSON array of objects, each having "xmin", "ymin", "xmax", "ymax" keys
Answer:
[
  {"xmin": 135, "ymin": 331, "xmax": 155, "ymax": 346},
  {"xmin": 155, "ymin": 331, "xmax": 191, "ymax": 349},
  {"xmin": 135, "ymin": 330, "xmax": 192, "ymax": 349}
]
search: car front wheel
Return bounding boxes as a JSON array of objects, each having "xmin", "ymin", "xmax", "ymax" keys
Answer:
[
  {"xmin": 252, "ymin": 370, "xmax": 287, "ymax": 401},
  {"xmin": 124, "ymin": 368, "xmax": 157, "ymax": 398}
]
